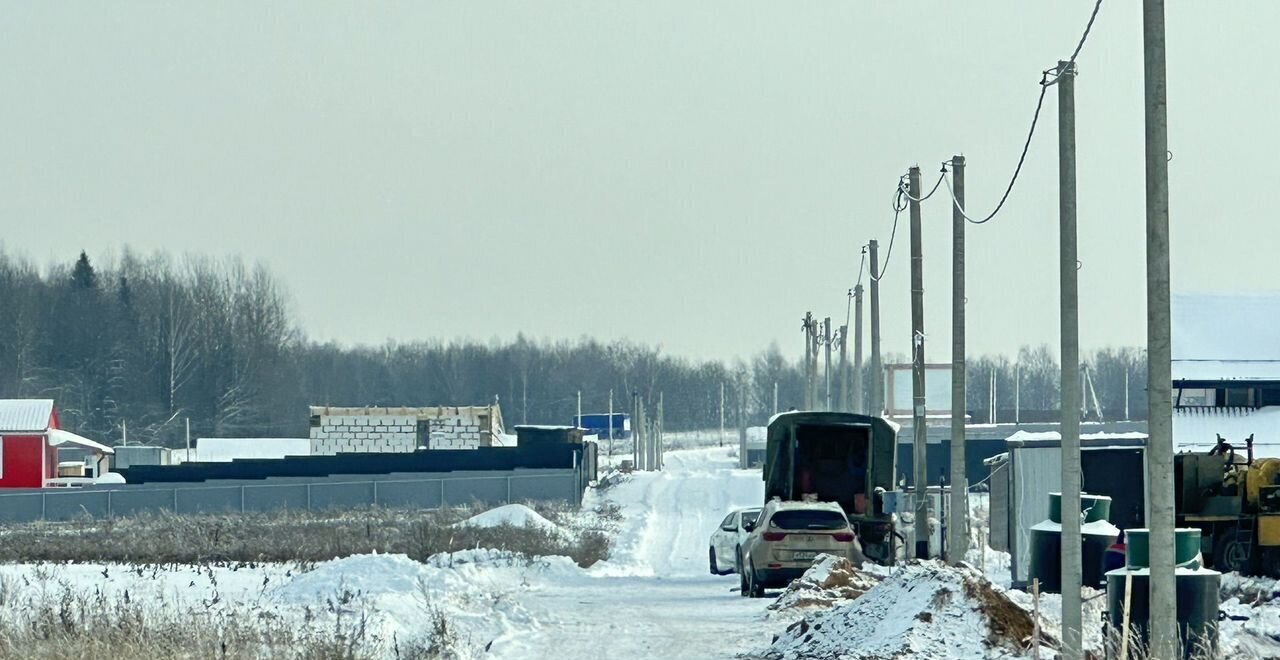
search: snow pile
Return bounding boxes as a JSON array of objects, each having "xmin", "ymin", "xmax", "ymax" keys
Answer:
[
  {"xmin": 769, "ymin": 554, "xmax": 882, "ymax": 612},
  {"xmin": 763, "ymin": 560, "xmax": 1050, "ymax": 660},
  {"xmin": 455, "ymin": 503, "xmax": 573, "ymax": 541},
  {"xmin": 271, "ymin": 551, "xmax": 583, "ymax": 655}
]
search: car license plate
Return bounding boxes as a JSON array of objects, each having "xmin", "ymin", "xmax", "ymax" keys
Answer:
[{"xmin": 793, "ymin": 551, "xmax": 817, "ymax": 561}]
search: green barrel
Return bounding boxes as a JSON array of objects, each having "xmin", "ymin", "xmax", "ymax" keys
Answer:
[
  {"xmin": 1125, "ymin": 528, "xmax": 1201, "ymax": 569},
  {"xmin": 1030, "ymin": 493, "xmax": 1121, "ymax": 592},
  {"xmin": 1048, "ymin": 492, "xmax": 1112, "ymax": 524},
  {"xmin": 1105, "ymin": 568, "xmax": 1219, "ymax": 658}
]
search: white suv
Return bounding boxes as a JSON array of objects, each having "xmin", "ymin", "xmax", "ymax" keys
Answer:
[
  {"xmin": 738, "ymin": 500, "xmax": 860, "ymax": 597},
  {"xmin": 709, "ymin": 507, "xmax": 762, "ymax": 575}
]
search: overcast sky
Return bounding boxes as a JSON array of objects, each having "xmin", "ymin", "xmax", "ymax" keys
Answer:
[{"xmin": 1, "ymin": 2, "xmax": 1275, "ymax": 363}]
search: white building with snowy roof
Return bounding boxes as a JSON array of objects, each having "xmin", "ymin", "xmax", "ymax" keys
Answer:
[{"xmin": 1173, "ymin": 292, "xmax": 1280, "ymax": 456}]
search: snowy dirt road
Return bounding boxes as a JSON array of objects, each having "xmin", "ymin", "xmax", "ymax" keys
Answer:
[{"xmin": 493, "ymin": 447, "xmax": 784, "ymax": 659}]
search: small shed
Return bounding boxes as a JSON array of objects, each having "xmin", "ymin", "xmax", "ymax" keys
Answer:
[
  {"xmin": 0, "ymin": 399, "xmax": 114, "ymax": 488},
  {"xmin": 991, "ymin": 430, "xmax": 1148, "ymax": 588}
]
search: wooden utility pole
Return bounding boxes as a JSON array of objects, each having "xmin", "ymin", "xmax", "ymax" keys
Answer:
[
  {"xmin": 908, "ymin": 165, "xmax": 929, "ymax": 559},
  {"xmin": 1144, "ymin": 1, "xmax": 1177, "ymax": 654},
  {"xmin": 1057, "ymin": 59, "xmax": 1083, "ymax": 660},
  {"xmin": 853, "ymin": 284, "xmax": 864, "ymax": 414},
  {"xmin": 869, "ymin": 241, "xmax": 883, "ymax": 416},
  {"xmin": 948, "ymin": 155, "xmax": 968, "ymax": 565}
]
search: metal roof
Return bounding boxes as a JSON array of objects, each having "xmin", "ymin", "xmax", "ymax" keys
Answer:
[
  {"xmin": 0, "ymin": 399, "xmax": 54, "ymax": 432},
  {"xmin": 48, "ymin": 429, "xmax": 114, "ymax": 455}
]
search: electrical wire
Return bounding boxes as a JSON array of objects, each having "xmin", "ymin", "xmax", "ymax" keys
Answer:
[
  {"xmin": 870, "ymin": 202, "xmax": 903, "ymax": 283},
  {"xmin": 944, "ymin": 0, "xmax": 1103, "ymax": 225},
  {"xmin": 898, "ymin": 170, "xmax": 947, "ymax": 203}
]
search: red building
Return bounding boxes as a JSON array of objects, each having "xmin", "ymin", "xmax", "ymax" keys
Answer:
[{"xmin": 0, "ymin": 399, "xmax": 113, "ymax": 488}]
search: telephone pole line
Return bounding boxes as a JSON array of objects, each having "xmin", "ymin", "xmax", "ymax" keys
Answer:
[
  {"xmin": 853, "ymin": 284, "xmax": 865, "ymax": 414},
  {"xmin": 908, "ymin": 166, "xmax": 929, "ymax": 560},
  {"xmin": 948, "ymin": 155, "xmax": 967, "ymax": 565},
  {"xmin": 1057, "ymin": 59, "xmax": 1083, "ymax": 660},
  {"xmin": 1143, "ymin": 0, "xmax": 1177, "ymax": 655},
  {"xmin": 868, "ymin": 241, "xmax": 883, "ymax": 416}
]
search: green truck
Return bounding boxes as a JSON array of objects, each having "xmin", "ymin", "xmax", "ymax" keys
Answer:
[{"xmin": 762, "ymin": 411, "xmax": 900, "ymax": 564}]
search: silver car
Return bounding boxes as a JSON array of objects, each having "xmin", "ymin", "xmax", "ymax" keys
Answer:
[{"xmin": 709, "ymin": 507, "xmax": 762, "ymax": 575}]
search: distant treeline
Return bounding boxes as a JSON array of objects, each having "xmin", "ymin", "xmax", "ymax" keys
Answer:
[{"xmin": 0, "ymin": 250, "xmax": 1147, "ymax": 447}]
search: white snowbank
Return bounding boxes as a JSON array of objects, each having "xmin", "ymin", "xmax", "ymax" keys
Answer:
[
  {"xmin": 764, "ymin": 560, "xmax": 1046, "ymax": 659},
  {"xmin": 455, "ymin": 504, "xmax": 572, "ymax": 541}
]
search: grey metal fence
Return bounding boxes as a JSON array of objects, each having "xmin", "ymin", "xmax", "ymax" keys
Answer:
[{"xmin": 0, "ymin": 469, "xmax": 583, "ymax": 524}]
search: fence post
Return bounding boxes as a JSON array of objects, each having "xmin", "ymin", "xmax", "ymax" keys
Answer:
[
  {"xmin": 172, "ymin": 488, "xmax": 178, "ymax": 514},
  {"xmin": 107, "ymin": 490, "xmax": 113, "ymax": 519},
  {"xmin": 240, "ymin": 486, "xmax": 246, "ymax": 513},
  {"xmin": 42, "ymin": 493, "xmax": 47, "ymax": 520},
  {"xmin": 373, "ymin": 480, "xmax": 379, "ymax": 507},
  {"xmin": 306, "ymin": 483, "xmax": 312, "ymax": 511},
  {"xmin": 440, "ymin": 479, "xmax": 446, "ymax": 507}
]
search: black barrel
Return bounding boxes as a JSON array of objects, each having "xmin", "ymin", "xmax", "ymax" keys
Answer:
[{"xmin": 1105, "ymin": 569, "xmax": 1219, "ymax": 659}]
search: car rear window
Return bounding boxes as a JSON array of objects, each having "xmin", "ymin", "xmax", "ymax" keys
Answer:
[{"xmin": 769, "ymin": 510, "xmax": 848, "ymax": 531}]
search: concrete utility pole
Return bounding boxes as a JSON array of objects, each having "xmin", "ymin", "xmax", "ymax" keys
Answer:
[
  {"xmin": 185, "ymin": 417, "xmax": 191, "ymax": 457},
  {"xmin": 948, "ymin": 155, "xmax": 968, "ymax": 565},
  {"xmin": 908, "ymin": 165, "xmax": 929, "ymax": 560},
  {"xmin": 576, "ymin": 390, "xmax": 582, "ymax": 428},
  {"xmin": 1144, "ymin": 1, "xmax": 1177, "ymax": 655},
  {"xmin": 737, "ymin": 384, "xmax": 748, "ymax": 469},
  {"xmin": 839, "ymin": 323, "xmax": 849, "ymax": 413},
  {"xmin": 1057, "ymin": 59, "xmax": 1084, "ymax": 660},
  {"xmin": 608, "ymin": 389, "xmax": 614, "ymax": 458},
  {"xmin": 824, "ymin": 318, "xmax": 833, "ymax": 411},
  {"xmin": 802, "ymin": 313, "xmax": 815, "ymax": 410},
  {"xmin": 868, "ymin": 241, "xmax": 883, "ymax": 416},
  {"xmin": 1015, "ymin": 362, "xmax": 1022, "ymax": 424},
  {"xmin": 720, "ymin": 381, "xmax": 726, "ymax": 447},
  {"xmin": 853, "ymin": 285, "xmax": 864, "ymax": 415},
  {"xmin": 773, "ymin": 381, "xmax": 779, "ymax": 416}
]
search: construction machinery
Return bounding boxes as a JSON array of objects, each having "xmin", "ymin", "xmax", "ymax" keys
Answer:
[{"xmin": 1175, "ymin": 434, "xmax": 1280, "ymax": 575}]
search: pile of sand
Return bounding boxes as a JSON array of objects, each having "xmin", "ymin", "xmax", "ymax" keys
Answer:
[{"xmin": 769, "ymin": 554, "xmax": 883, "ymax": 612}]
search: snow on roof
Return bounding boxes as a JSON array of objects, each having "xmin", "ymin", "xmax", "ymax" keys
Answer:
[
  {"xmin": 1173, "ymin": 293, "xmax": 1280, "ymax": 381},
  {"xmin": 1005, "ymin": 430, "xmax": 1148, "ymax": 443},
  {"xmin": 48, "ymin": 428, "xmax": 114, "ymax": 454},
  {"xmin": 1174, "ymin": 406, "xmax": 1280, "ymax": 457},
  {"xmin": 195, "ymin": 438, "xmax": 311, "ymax": 462},
  {"xmin": 0, "ymin": 399, "xmax": 54, "ymax": 433}
]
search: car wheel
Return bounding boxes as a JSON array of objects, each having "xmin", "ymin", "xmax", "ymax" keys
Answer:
[
  {"xmin": 747, "ymin": 559, "xmax": 763, "ymax": 598},
  {"xmin": 709, "ymin": 547, "xmax": 719, "ymax": 575},
  {"xmin": 738, "ymin": 553, "xmax": 749, "ymax": 597}
]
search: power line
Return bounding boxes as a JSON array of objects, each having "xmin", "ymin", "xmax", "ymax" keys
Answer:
[
  {"xmin": 898, "ymin": 170, "xmax": 946, "ymax": 203},
  {"xmin": 943, "ymin": 0, "xmax": 1103, "ymax": 226}
]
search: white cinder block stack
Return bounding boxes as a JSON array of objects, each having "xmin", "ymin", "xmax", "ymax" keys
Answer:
[
  {"xmin": 310, "ymin": 414, "xmax": 418, "ymax": 456},
  {"xmin": 426, "ymin": 416, "xmax": 484, "ymax": 450}
]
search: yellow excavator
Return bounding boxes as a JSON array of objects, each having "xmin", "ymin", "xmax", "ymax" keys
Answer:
[{"xmin": 1175, "ymin": 434, "xmax": 1280, "ymax": 575}]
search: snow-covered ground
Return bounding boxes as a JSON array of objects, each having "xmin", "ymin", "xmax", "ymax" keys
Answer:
[
  {"xmin": 0, "ymin": 445, "xmax": 785, "ymax": 659},
  {"xmin": 11, "ymin": 444, "xmax": 1279, "ymax": 658}
]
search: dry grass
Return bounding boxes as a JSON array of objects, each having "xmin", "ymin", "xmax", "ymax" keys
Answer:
[
  {"xmin": 0, "ymin": 501, "xmax": 621, "ymax": 568},
  {"xmin": 0, "ymin": 578, "xmax": 378, "ymax": 660}
]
